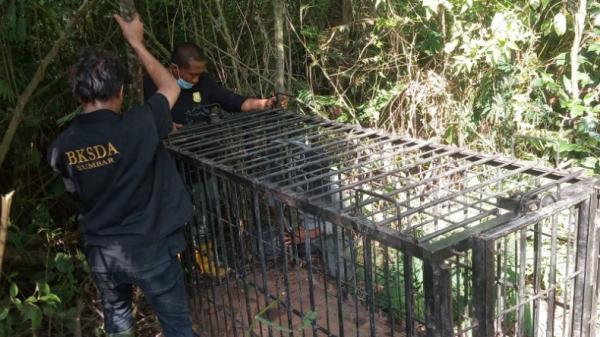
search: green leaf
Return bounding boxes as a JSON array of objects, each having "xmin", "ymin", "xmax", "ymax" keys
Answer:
[
  {"xmin": 583, "ymin": 93, "xmax": 595, "ymax": 106},
  {"xmin": 9, "ymin": 283, "xmax": 18, "ymax": 298},
  {"xmin": 299, "ymin": 310, "xmax": 317, "ymax": 329},
  {"xmin": 40, "ymin": 294, "xmax": 61, "ymax": 305},
  {"xmin": 569, "ymin": 104, "xmax": 586, "ymax": 118},
  {"xmin": 555, "ymin": 53, "xmax": 567, "ymax": 66},
  {"xmin": 0, "ymin": 306, "xmax": 8, "ymax": 320},
  {"xmin": 24, "ymin": 303, "xmax": 43, "ymax": 330},
  {"xmin": 444, "ymin": 125, "xmax": 456, "ymax": 144},
  {"xmin": 588, "ymin": 41, "xmax": 600, "ymax": 55},
  {"xmin": 580, "ymin": 157, "xmax": 599, "ymax": 169},
  {"xmin": 541, "ymin": 20, "xmax": 554, "ymax": 36},
  {"xmin": 506, "ymin": 41, "xmax": 520, "ymax": 51},
  {"xmin": 556, "ymin": 140, "xmax": 586, "ymax": 154},
  {"xmin": 422, "ymin": 0, "xmax": 439, "ymax": 14},
  {"xmin": 54, "ymin": 252, "xmax": 74, "ymax": 274},
  {"xmin": 593, "ymin": 12, "xmax": 600, "ymax": 27},
  {"xmin": 39, "ymin": 282, "xmax": 50, "ymax": 297},
  {"xmin": 12, "ymin": 297, "xmax": 23, "ymax": 311},
  {"xmin": 553, "ymin": 13, "xmax": 567, "ymax": 36}
]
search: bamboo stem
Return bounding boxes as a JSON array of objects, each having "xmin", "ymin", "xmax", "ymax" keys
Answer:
[
  {"xmin": 212, "ymin": 0, "xmax": 243, "ymax": 91},
  {"xmin": 273, "ymin": 0, "xmax": 286, "ymax": 93},
  {"xmin": 0, "ymin": 190, "xmax": 15, "ymax": 282},
  {"xmin": 570, "ymin": 0, "xmax": 587, "ymax": 102},
  {"xmin": 74, "ymin": 298, "xmax": 84, "ymax": 337}
]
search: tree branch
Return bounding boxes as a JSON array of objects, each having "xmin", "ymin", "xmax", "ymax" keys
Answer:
[{"xmin": 0, "ymin": 0, "xmax": 97, "ymax": 170}]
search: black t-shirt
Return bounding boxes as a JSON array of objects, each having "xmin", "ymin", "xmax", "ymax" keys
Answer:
[
  {"xmin": 47, "ymin": 94, "xmax": 193, "ymax": 271},
  {"xmin": 143, "ymin": 73, "xmax": 247, "ymax": 125}
]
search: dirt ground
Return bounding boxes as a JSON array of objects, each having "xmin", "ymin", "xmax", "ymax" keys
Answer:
[{"xmin": 189, "ymin": 266, "xmax": 414, "ymax": 337}]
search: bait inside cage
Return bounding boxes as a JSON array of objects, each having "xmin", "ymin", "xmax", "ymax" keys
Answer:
[{"xmin": 166, "ymin": 110, "xmax": 600, "ymax": 337}]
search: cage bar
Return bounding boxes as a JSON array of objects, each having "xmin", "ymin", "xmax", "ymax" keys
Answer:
[{"xmin": 167, "ymin": 109, "xmax": 600, "ymax": 337}]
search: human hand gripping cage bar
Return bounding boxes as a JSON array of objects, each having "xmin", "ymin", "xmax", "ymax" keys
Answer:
[{"xmin": 182, "ymin": 92, "xmax": 293, "ymax": 125}]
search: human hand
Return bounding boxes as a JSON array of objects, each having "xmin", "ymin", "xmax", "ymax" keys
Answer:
[
  {"xmin": 284, "ymin": 228, "xmax": 320, "ymax": 246},
  {"xmin": 265, "ymin": 96, "xmax": 277, "ymax": 110},
  {"xmin": 266, "ymin": 95, "xmax": 289, "ymax": 110},
  {"xmin": 113, "ymin": 13, "xmax": 144, "ymax": 47},
  {"xmin": 277, "ymin": 94, "xmax": 289, "ymax": 110},
  {"xmin": 284, "ymin": 229, "xmax": 305, "ymax": 246},
  {"xmin": 170, "ymin": 122, "xmax": 183, "ymax": 134}
]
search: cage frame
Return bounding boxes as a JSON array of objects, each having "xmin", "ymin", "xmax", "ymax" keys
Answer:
[{"xmin": 166, "ymin": 109, "xmax": 600, "ymax": 337}]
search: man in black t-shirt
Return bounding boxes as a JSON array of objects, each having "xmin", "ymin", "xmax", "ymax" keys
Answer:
[
  {"xmin": 48, "ymin": 14, "xmax": 195, "ymax": 337},
  {"xmin": 143, "ymin": 42, "xmax": 285, "ymax": 131}
]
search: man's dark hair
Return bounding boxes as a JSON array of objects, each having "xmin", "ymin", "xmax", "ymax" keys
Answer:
[
  {"xmin": 70, "ymin": 48, "xmax": 126, "ymax": 103},
  {"xmin": 171, "ymin": 43, "xmax": 206, "ymax": 68}
]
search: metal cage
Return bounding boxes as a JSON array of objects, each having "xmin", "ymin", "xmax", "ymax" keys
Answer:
[{"xmin": 166, "ymin": 109, "xmax": 600, "ymax": 337}]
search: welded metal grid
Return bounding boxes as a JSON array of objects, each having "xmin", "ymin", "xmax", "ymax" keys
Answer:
[
  {"xmin": 167, "ymin": 109, "xmax": 599, "ymax": 337},
  {"xmin": 167, "ymin": 109, "xmax": 584, "ymax": 258}
]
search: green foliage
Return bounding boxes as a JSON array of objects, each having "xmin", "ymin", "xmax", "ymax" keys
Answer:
[
  {"xmin": 295, "ymin": 0, "xmax": 599, "ymax": 174},
  {"xmin": 1, "ymin": 0, "xmax": 599, "ymax": 335},
  {"xmin": 247, "ymin": 295, "xmax": 316, "ymax": 335},
  {"xmin": 1, "ymin": 275, "xmax": 67, "ymax": 336}
]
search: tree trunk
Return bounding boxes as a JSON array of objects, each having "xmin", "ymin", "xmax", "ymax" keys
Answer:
[
  {"xmin": 119, "ymin": 0, "xmax": 143, "ymax": 104},
  {"xmin": 0, "ymin": 0, "xmax": 96, "ymax": 171},
  {"xmin": 273, "ymin": 0, "xmax": 286, "ymax": 93}
]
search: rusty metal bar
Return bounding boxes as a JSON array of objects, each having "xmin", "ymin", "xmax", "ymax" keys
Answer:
[
  {"xmin": 472, "ymin": 237, "xmax": 496, "ymax": 337},
  {"xmin": 424, "ymin": 261, "xmax": 453, "ymax": 337},
  {"xmin": 216, "ymin": 124, "xmax": 372, "ymax": 168},
  {"xmin": 283, "ymin": 140, "xmax": 425, "ymax": 188}
]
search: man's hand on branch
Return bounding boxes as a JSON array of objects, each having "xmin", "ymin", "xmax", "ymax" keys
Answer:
[
  {"xmin": 275, "ymin": 95, "xmax": 289, "ymax": 110},
  {"xmin": 113, "ymin": 12, "xmax": 179, "ymax": 109},
  {"xmin": 242, "ymin": 95, "xmax": 289, "ymax": 112},
  {"xmin": 265, "ymin": 95, "xmax": 289, "ymax": 110},
  {"xmin": 113, "ymin": 13, "xmax": 144, "ymax": 48}
]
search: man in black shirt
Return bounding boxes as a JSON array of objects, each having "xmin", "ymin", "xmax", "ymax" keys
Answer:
[
  {"xmin": 48, "ymin": 14, "xmax": 195, "ymax": 337},
  {"xmin": 144, "ymin": 42, "xmax": 284, "ymax": 131}
]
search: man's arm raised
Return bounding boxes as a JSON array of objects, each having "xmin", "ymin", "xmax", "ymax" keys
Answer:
[{"xmin": 113, "ymin": 13, "xmax": 180, "ymax": 109}]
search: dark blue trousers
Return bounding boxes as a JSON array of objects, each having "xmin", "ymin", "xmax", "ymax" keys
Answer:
[{"xmin": 91, "ymin": 258, "xmax": 195, "ymax": 337}]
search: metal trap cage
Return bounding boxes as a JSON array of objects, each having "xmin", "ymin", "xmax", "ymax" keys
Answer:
[{"xmin": 166, "ymin": 110, "xmax": 600, "ymax": 337}]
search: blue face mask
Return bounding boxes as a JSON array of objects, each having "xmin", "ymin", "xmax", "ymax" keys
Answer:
[
  {"xmin": 177, "ymin": 78, "xmax": 194, "ymax": 90},
  {"xmin": 173, "ymin": 65, "xmax": 194, "ymax": 89}
]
